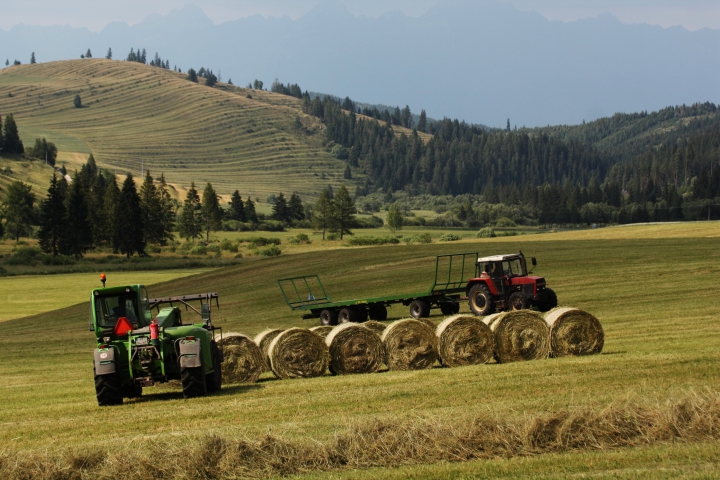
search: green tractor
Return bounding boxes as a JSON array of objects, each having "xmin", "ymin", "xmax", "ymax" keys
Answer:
[{"xmin": 90, "ymin": 275, "xmax": 223, "ymax": 406}]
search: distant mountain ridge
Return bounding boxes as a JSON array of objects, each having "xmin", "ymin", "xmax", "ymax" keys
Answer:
[{"xmin": 1, "ymin": 1, "xmax": 718, "ymax": 127}]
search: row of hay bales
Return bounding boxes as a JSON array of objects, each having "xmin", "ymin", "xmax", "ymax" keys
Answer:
[{"xmin": 217, "ymin": 307, "xmax": 604, "ymax": 383}]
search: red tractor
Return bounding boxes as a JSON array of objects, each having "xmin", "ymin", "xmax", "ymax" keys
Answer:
[{"xmin": 466, "ymin": 252, "xmax": 557, "ymax": 316}]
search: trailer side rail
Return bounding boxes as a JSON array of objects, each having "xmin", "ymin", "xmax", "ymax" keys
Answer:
[
  {"xmin": 277, "ymin": 275, "xmax": 332, "ymax": 310},
  {"xmin": 430, "ymin": 252, "xmax": 479, "ymax": 293}
]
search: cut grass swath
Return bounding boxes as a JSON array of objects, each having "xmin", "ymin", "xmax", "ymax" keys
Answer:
[
  {"xmin": 216, "ymin": 333, "xmax": 264, "ymax": 384},
  {"xmin": 381, "ymin": 319, "xmax": 438, "ymax": 371},
  {"xmin": 268, "ymin": 328, "xmax": 329, "ymax": 379},
  {"xmin": 436, "ymin": 314, "xmax": 494, "ymax": 367},
  {"xmin": 483, "ymin": 311, "xmax": 550, "ymax": 363},
  {"xmin": 326, "ymin": 324, "xmax": 385, "ymax": 375},
  {"xmin": 544, "ymin": 307, "xmax": 604, "ymax": 357}
]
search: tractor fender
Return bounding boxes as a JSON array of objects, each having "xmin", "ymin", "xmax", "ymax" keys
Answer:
[
  {"xmin": 466, "ymin": 278, "xmax": 499, "ymax": 297},
  {"xmin": 94, "ymin": 347, "xmax": 117, "ymax": 375},
  {"xmin": 178, "ymin": 340, "xmax": 203, "ymax": 368}
]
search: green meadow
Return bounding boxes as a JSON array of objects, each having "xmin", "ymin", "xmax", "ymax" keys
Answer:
[{"xmin": 0, "ymin": 223, "xmax": 718, "ymax": 477}]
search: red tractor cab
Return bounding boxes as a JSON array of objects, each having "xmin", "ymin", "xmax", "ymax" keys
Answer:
[{"xmin": 466, "ymin": 252, "xmax": 557, "ymax": 316}]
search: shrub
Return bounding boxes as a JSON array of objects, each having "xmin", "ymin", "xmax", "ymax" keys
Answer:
[
  {"xmin": 345, "ymin": 236, "xmax": 400, "ymax": 246},
  {"xmin": 257, "ymin": 221, "xmax": 285, "ymax": 232},
  {"xmin": 326, "ymin": 233, "xmax": 339, "ymax": 241},
  {"xmin": 189, "ymin": 245, "xmax": 207, "ymax": 255},
  {"xmin": 440, "ymin": 233, "xmax": 460, "ymax": 242},
  {"xmin": 405, "ymin": 233, "xmax": 433, "ymax": 244},
  {"xmin": 5, "ymin": 247, "xmax": 42, "ymax": 265},
  {"xmin": 220, "ymin": 239, "xmax": 234, "ymax": 251},
  {"xmin": 146, "ymin": 245, "xmax": 161, "ymax": 254},
  {"xmin": 354, "ymin": 216, "xmax": 384, "ymax": 229},
  {"xmin": 206, "ymin": 245, "xmax": 221, "ymax": 254},
  {"xmin": 494, "ymin": 217, "xmax": 517, "ymax": 227},
  {"xmin": 258, "ymin": 245, "xmax": 282, "ymax": 257},
  {"xmin": 476, "ymin": 227, "xmax": 496, "ymax": 238},
  {"xmin": 247, "ymin": 237, "xmax": 281, "ymax": 247},
  {"xmin": 41, "ymin": 254, "xmax": 75, "ymax": 266},
  {"xmin": 0, "ymin": 265, "xmax": 6, "ymax": 276}
]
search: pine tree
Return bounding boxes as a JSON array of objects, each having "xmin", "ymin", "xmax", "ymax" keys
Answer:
[
  {"xmin": 186, "ymin": 68, "xmax": 198, "ymax": 83},
  {"xmin": 38, "ymin": 175, "xmax": 68, "ymax": 256},
  {"xmin": 139, "ymin": 171, "xmax": 161, "ymax": 244},
  {"xmin": 85, "ymin": 49, "xmax": 92, "ymax": 59},
  {"xmin": 417, "ymin": 109, "xmax": 427, "ymax": 133},
  {"xmin": 201, "ymin": 182, "xmax": 222, "ymax": 242},
  {"xmin": 289, "ymin": 193, "xmax": 304, "ymax": 220},
  {"xmin": 115, "ymin": 174, "xmax": 145, "ymax": 257},
  {"xmin": 106, "ymin": 48, "xmax": 112, "ymax": 60},
  {"xmin": 244, "ymin": 197, "xmax": 258, "ymax": 223},
  {"xmin": 313, "ymin": 188, "xmax": 333, "ymax": 240},
  {"xmin": 386, "ymin": 203, "xmax": 403, "ymax": 233},
  {"xmin": 228, "ymin": 190, "xmax": 245, "ymax": 221},
  {"xmin": 2, "ymin": 181, "xmax": 34, "ymax": 240},
  {"xmin": 61, "ymin": 173, "xmax": 93, "ymax": 259},
  {"xmin": 271, "ymin": 192, "xmax": 290, "ymax": 223},
  {"xmin": 205, "ymin": 72, "xmax": 217, "ymax": 87},
  {"xmin": 104, "ymin": 178, "xmax": 120, "ymax": 251},
  {"xmin": 73, "ymin": 95, "xmax": 82, "ymax": 108},
  {"xmin": 157, "ymin": 174, "xmax": 175, "ymax": 245},
  {"xmin": 2, "ymin": 114, "xmax": 24, "ymax": 154},
  {"xmin": 0, "ymin": 114, "xmax": 3, "ymax": 147},
  {"xmin": 30, "ymin": 52, "xmax": 36, "ymax": 64},
  {"xmin": 332, "ymin": 186, "xmax": 355, "ymax": 239},
  {"xmin": 179, "ymin": 182, "xmax": 202, "ymax": 240},
  {"xmin": 343, "ymin": 165, "xmax": 352, "ymax": 179}
]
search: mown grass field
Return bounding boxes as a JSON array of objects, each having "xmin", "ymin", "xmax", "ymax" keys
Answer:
[{"xmin": 0, "ymin": 223, "xmax": 719, "ymax": 477}]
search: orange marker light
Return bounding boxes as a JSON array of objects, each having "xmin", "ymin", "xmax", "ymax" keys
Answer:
[{"xmin": 100, "ymin": 273, "xmax": 106, "ymax": 287}]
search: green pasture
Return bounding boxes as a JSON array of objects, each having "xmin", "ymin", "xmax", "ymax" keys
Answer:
[
  {"xmin": 0, "ymin": 224, "xmax": 719, "ymax": 477},
  {"xmin": 0, "ymin": 269, "xmax": 213, "ymax": 322},
  {"xmin": 0, "ymin": 60, "xmax": 353, "ymax": 200}
]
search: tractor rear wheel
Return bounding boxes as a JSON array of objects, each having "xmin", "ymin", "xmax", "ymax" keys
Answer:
[
  {"xmin": 338, "ymin": 308, "xmax": 359, "ymax": 323},
  {"xmin": 94, "ymin": 367, "xmax": 123, "ymax": 406},
  {"xmin": 206, "ymin": 341, "xmax": 222, "ymax": 393},
  {"xmin": 369, "ymin": 305, "xmax": 388, "ymax": 321},
  {"xmin": 440, "ymin": 302, "xmax": 460, "ymax": 315},
  {"xmin": 537, "ymin": 288, "xmax": 558, "ymax": 312},
  {"xmin": 409, "ymin": 299, "xmax": 431, "ymax": 319},
  {"xmin": 508, "ymin": 292, "xmax": 529, "ymax": 311},
  {"xmin": 468, "ymin": 284, "xmax": 495, "ymax": 316},
  {"xmin": 320, "ymin": 309, "xmax": 338, "ymax": 326},
  {"xmin": 181, "ymin": 366, "xmax": 207, "ymax": 398}
]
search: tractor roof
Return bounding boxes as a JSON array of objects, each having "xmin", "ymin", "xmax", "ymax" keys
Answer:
[{"xmin": 477, "ymin": 254, "xmax": 522, "ymax": 263}]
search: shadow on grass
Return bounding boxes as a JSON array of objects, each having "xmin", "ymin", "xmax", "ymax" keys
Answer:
[{"xmin": 124, "ymin": 383, "xmax": 263, "ymax": 404}]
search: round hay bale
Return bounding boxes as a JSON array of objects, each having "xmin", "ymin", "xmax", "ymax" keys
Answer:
[
  {"xmin": 483, "ymin": 311, "xmax": 550, "ymax": 363},
  {"xmin": 435, "ymin": 315, "xmax": 494, "ymax": 367},
  {"xmin": 363, "ymin": 320, "xmax": 387, "ymax": 336},
  {"xmin": 544, "ymin": 307, "xmax": 604, "ymax": 357},
  {"xmin": 268, "ymin": 328, "xmax": 329, "ymax": 379},
  {"xmin": 416, "ymin": 318, "xmax": 436, "ymax": 329},
  {"xmin": 381, "ymin": 319, "xmax": 439, "ymax": 371},
  {"xmin": 254, "ymin": 329, "xmax": 284, "ymax": 372},
  {"xmin": 216, "ymin": 333, "xmax": 264, "ymax": 384},
  {"xmin": 309, "ymin": 325, "xmax": 334, "ymax": 339},
  {"xmin": 326, "ymin": 324, "xmax": 384, "ymax": 375}
]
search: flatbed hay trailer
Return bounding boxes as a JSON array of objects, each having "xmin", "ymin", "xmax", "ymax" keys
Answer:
[{"xmin": 278, "ymin": 252, "xmax": 478, "ymax": 325}]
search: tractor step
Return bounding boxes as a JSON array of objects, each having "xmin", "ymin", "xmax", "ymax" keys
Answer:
[{"xmin": 136, "ymin": 377, "xmax": 155, "ymax": 387}]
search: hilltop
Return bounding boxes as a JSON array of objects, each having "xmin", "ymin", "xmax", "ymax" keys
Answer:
[{"xmin": 0, "ymin": 59, "xmax": 356, "ymax": 200}]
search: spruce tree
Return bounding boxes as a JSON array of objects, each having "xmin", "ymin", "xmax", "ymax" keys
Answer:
[
  {"xmin": 201, "ymin": 182, "xmax": 222, "ymax": 242},
  {"xmin": 417, "ymin": 110, "xmax": 427, "ymax": 133},
  {"xmin": 106, "ymin": 48, "xmax": 112, "ymax": 60},
  {"xmin": 186, "ymin": 68, "xmax": 198, "ymax": 83},
  {"xmin": 85, "ymin": 49, "xmax": 92, "ymax": 59},
  {"xmin": 179, "ymin": 182, "xmax": 202, "ymax": 240},
  {"xmin": 228, "ymin": 190, "xmax": 245, "ymax": 221},
  {"xmin": 157, "ymin": 174, "xmax": 175, "ymax": 245},
  {"xmin": 289, "ymin": 193, "xmax": 305, "ymax": 221},
  {"xmin": 0, "ymin": 114, "xmax": 3, "ymax": 147},
  {"xmin": 271, "ymin": 192, "xmax": 290, "ymax": 223},
  {"xmin": 61, "ymin": 173, "xmax": 93, "ymax": 259},
  {"xmin": 115, "ymin": 174, "xmax": 145, "ymax": 257},
  {"xmin": 244, "ymin": 197, "xmax": 257, "ymax": 223},
  {"xmin": 332, "ymin": 185, "xmax": 355, "ymax": 239},
  {"xmin": 2, "ymin": 181, "xmax": 34, "ymax": 240},
  {"xmin": 103, "ymin": 178, "xmax": 120, "ymax": 252},
  {"xmin": 139, "ymin": 171, "xmax": 161, "ymax": 244},
  {"xmin": 74, "ymin": 95, "xmax": 82, "ymax": 108},
  {"xmin": 2, "ymin": 114, "xmax": 24, "ymax": 154},
  {"xmin": 313, "ymin": 188, "xmax": 333, "ymax": 240},
  {"xmin": 30, "ymin": 52, "xmax": 36, "ymax": 64}
]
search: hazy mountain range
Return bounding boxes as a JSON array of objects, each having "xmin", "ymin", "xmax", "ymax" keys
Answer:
[{"xmin": 1, "ymin": 0, "xmax": 718, "ymax": 127}]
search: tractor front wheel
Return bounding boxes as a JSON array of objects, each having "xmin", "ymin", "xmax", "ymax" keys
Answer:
[
  {"xmin": 440, "ymin": 302, "xmax": 460, "ymax": 315},
  {"xmin": 537, "ymin": 288, "xmax": 558, "ymax": 312},
  {"xmin": 468, "ymin": 284, "xmax": 495, "ymax": 316},
  {"xmin": 94, "ymin": 367, "xmax": 123, "ymax": 406},
  {"xmin": 181, "ymin": 366, "xmax": 207, "ymax": 398},
  {"xmin": 508, "ymin": 292, "xmax": 529, "ymax": 311},
  {"xmin": 409, "ymin": 299, "xmax": 431, "ymax": 319},
  {"xmin": 206, "ymin": 341, "xmax": 222, "ymax": 393}
]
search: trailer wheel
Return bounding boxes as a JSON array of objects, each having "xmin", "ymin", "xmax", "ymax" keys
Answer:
[
  {"xmin": 468, "ymin": 284, "xmax": 495, "ymax": 316},
  {"xmin": 537, "ymin": 288, "xmax": 558, "ymax": 312},
  {"xmin": 181, "ymin": 365, "xmax": 207, "ymax": 398},
  {"xmin": 356, "ymin": 307, "xmax": 369, "ymax": 323},
  {"xmin": 508, "ymin": 292, "xmax": 529, "ymax": 311},
  {"xmin": 206, "ymin": 341, "xmax": 222, "ymax": 393},
  {"xmin": 440, "ymin": 302, "xmax": 460, "ymax": 315},
  {"xmin": 338, "ymin": 308, "xmax": 359, "ymax": 323},
  {"xmin": 369, "ymin": 305, "xmax": 388, "ymax": 321},
  {"xmin": 320, "ymin": 309, "xmax": 338, "ymax": 326},
  {"xmin": 409, "ymin": 299, "xmax": 431, "ymax": 319},
  {"xmin": 94, "ymin": 367, "xmax": 123, "ymax": 406}
]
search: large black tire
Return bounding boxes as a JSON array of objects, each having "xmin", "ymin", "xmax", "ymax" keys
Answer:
[
  {"xmin": 440, "ymin": 302, "xmax": 460, "ymax": 315},
  {"xmin": 338, "ymin": 308, "xmax": 359, "ymax": 323},
  {"xmin": 369, "ymin": 305, "xmax": 388, "ymax": 321},
  {"xmin": 356, "ymin": 307, "xmax": 369, "ymax": 323},
  {"xmin": 537, "ymin": 288, "xmax": 558, "ymax": 312},
  {"xmin": 508, "ymin": 292, "xmax": 530, "ymax": 311},
  {"xmin": 409, "ymin": 299, "xmax": 431, "ymax": 319},
  {"xmin": 123, "ymin": 383, "xmax": 143, "ymax": 399},
  {"xmin": 468, "ymin": 284, "xmax": 495, "ymax": 316},
  {"xmin": 94, "ymin": 367, "xmax": 123, "ymax": 406},
  {"xmin": 320, "ymin": 309, "xmax": 338, "ymax": 326},
  {"xmin": 181, "ymin": 366, "xmax": 207, "ymax": 398},
  {"xmin": 206, "ymin": 341, "xmax": 222, "ymax": 393}
]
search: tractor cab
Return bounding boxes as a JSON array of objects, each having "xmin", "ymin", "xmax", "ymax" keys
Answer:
[{"xmin": 91, "ymin": 285, "xmax": 151, "ymax": 338}]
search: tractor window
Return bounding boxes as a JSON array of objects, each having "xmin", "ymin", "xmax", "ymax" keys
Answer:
[
  {"xmin": 503, "ymin": 259, "xmax": 525, "ymax": 276},
  {"xmin": 94, "ymin": 294, "xmax": 141, "ymax": 329}
]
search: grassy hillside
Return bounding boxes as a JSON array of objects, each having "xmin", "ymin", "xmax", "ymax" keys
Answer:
[
  {"xmin": 0, "ymin": 59, "xmax": 355, "ymax": 200},
  {"xmin": 0, "ymin": 226, "xmax": 718, "ymax": 477}
]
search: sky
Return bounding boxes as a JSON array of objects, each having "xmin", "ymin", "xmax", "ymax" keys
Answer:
[{"xmin": 1, "ymin": 0, "xmax": 718, "ymax": 32}]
